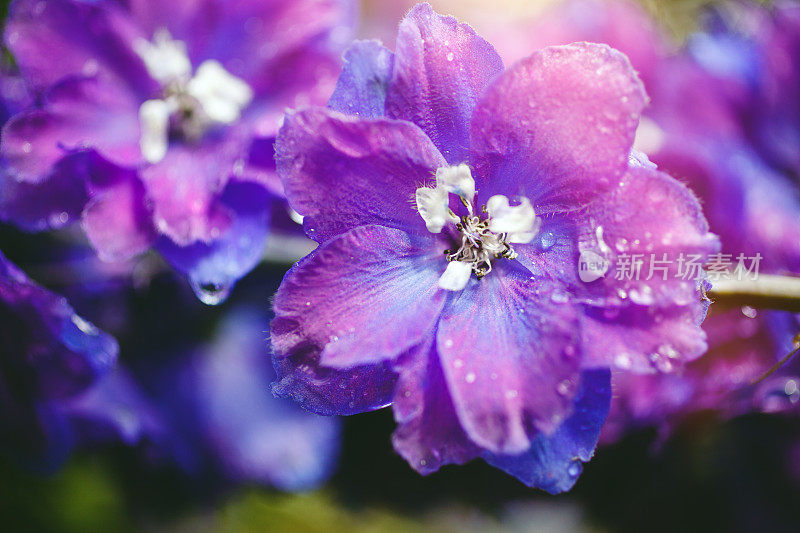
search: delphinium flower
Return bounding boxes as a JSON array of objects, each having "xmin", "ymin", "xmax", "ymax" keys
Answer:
[
  {"xmin": 522, "ymin": 0, "xmax": 800, "ymax": 439},
  {"xmin": 0, "ymin": 0, "xmax": 355, "ymax": 304},
  {"xmin": 0, "ymin": 248, "xmax": 118, "ymax": 469},
  {"xmin": 271, "ymin": 4, "xmax": 719, "ymax": 491}
]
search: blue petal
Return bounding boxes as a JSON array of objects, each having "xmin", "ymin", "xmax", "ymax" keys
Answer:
[
  {"xmin": 328, "ymin": 40, "xmax": 394, "ymax": 118},
  {"xmin": 482, "ymin": 369, "xmax": 612, "ymax": 494},
  {"xmin": 158, "ymin": 181, "xmax": 272, "ymax": 305}
]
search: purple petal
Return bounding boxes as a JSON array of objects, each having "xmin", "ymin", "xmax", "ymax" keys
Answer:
[
  {"xmin": 391, "ymin": 339, "xmax": 481, "ymax": 474},
  {"xmin": 436, "ymin": 265, "xmax": 581, "ymax": 454},
  {"xmin": 0, "ymin": 251, "xmax": 118, "ymax": 401},
  {"xmin": 0, "ymin": 155, "xmax": 88, "ymax": 231},
  {"xmin": 469, "ymin": 43, "xmax": 646, "ymax": 209},
  {"xmin": 272, "ymin": 225, "xmax": 445, "ymax": 370},
  {"xmin": 5, "ymin": 0, "xmax": 154, "ymax": 95},
  {"xmin": 2, "ymin": 76, "xmax": 141, "ymax": 183},
  {"xmin": 575, "ymin": 167, "xmax": 720, "ymax": 371},
  {"xmin": 275, "ymin": 107, "xmax": 447, "ymax": 243},
  {"xmin": 328, "ymin": 40, "xmax": 394, "ymax": 117},
  {"xmin": 271, "ymin": 342, "xmax": 397, "ymax": 417},
  {"xmin": 139, "ymin": 139, "xmax": 245, "ymax": 246},
  {"xmin": 386, "ymin": 3, "xmax": 504, "ymax": 164},
  {"xmin": 483, "ymin": 369, "xmax": 611, "ymax": 494},
  {"xmin": 81, "ymin": 155, "xmax": 156, "ymax": 262},
  {"xmin": 157, "ymin": 180, "xmax": 272, "ymax": 304}
]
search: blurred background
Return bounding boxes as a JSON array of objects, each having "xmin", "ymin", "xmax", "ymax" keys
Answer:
[{"xmin": 2, "ymin": 0, "xmax": 800, "ymax": 531}]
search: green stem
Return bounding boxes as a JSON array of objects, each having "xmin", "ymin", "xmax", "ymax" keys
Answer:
[{"xmin": 707, "ymin": 274, "xmax": 800, "ymax": 312}]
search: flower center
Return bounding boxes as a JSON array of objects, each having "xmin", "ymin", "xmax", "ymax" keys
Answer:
[
  {"xmin": 415, "ymin": 164, "xmax": 541, "ymax": 291},
  {"xmin": 133, "ymin": 29, "xmax": 254, "ymax": 163}
]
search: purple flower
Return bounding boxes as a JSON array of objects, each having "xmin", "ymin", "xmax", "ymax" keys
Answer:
[
  {"xmin": 270, "ymin": 4, "xmax": 719, "ymax": 491},
  {"xmin": 0, "ymin": 0, "xmax": 355, "ymax": 303},
  {"xmin": 0, "ymin": 248, "xmax": 117, "ymax": 469}
]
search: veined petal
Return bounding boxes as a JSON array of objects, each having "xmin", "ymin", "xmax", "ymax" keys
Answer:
[
  {"xmin": 272, "ymin": 225, "xmax": 446, "ymax": 371},
  {"xmin": 483, "ymin": 369, "xmax": 611, "ymax": 494},
  {"xmin": 386, "ymin": 3, "xmax": 504, "ymax": 164},
  {"xmin": 469, "ymin": 43, "xmax": 647, "ymax": 210},
  {"xmin": 275, "ymin": 107, "xmax": 447, "ymax": 243},
  {"xmin": 436, "ymin": 265, "xmax": 581, "ymax": 454}
]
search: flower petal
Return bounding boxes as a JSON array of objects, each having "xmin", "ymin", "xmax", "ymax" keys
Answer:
[
  {"xmin": 6, "ymin": 0, "xmax": 154, "ymax": 95},
  {"xmin": 272, "ymin": 225, "xmax": 445, "ymax": 371},
  {"xmin": 157, "ymin": 181, "xmax": 272, "ymax": 304},
  {"xmin": 386, "ymin": 3, "xmax": 504, "ymax": 164},
  {"xmin": 275, "ymin": 107, "xmax": 447, "ymax": 243},
  {"xmin": 0, "ymin": 155, "xmax": 88, "ymax": 232},
  {"xmin": 436, "ymin": 265, "xmax": 581, "ymax": 454},
  {"xmin": 139, "ymin": 138, "xmax": 247, "ymax": 245},
  {"xmin": 328, "ymin": 40, "xmax": 394, "ymax": 117},
  {"xmin": 469, "ymin": 42, "xmax": 647, "ymax": 210},
  {"xmin": 1, "ymin": 76, "xmax": 141, "ymax": 183},
  {"xmin": 483, "ymin": 369, "xmax": 611, "ymax": 494},
  {"xmin": 575, "ymin": 166, "xmax": 720, "ymax": 371},
  {"xmin": 82, "ymin": 156, "xmax": 156, "ymax": 262},
  {"xmin": 391, "ymin": 339, "xmax": 481, "ymax": 474}
]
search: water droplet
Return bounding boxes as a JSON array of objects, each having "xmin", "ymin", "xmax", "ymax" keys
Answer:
[
  {"xmin": 539, "ymin": 231, "xmax": 556, "ymax": 250},
  {"xmin": 629, "ymin": 285, "xmax": 654, "ymax": 305},
  {"xmin": 615, "ymin": 353, "xmax": 632, "ymax": 369},
  {"xmin": 567, "ymin": 460, "xmax": 582, "ymax": 477},
  {"xmin": 741, "ymin": 306, "xmax": 758, "ymax": 319},
  {"xmin": 453, "ymin": 358, "xmax": 464, "ymax": 368},
  {"xmin": 465, "ymin": 372, "xmax": 476, "ymax": 383},
  {"xmin": 550, "ymin": 290, "xmax": 569, "ymax": 304},
  {"xmin": 191, "ymin": 281, "xmax": 231, "ymax": 305},
  {"xmin": 444, "ymin": 338, "xmax": 454, "ymax": 348},
  {"xmin": 757, "ymin": 377, "xmax": 800, "ymax": 413},
  {"xmin": 305, "ymin": 301, "xmax": 311, "ymax": 307},
  {"xmin": 446, "ymin": 52, "xmax": 455, "ymax": 61},
  {"xmin": 556, "ymin": 379, "xmax": 573, "ymax": 396},
  {"xmin": 505, "ymin": 389, "xmax": 518, "ymax": 399},
  {"xmin": 71, "ymin": 315, "xmax": 99, "ymax": 335}
]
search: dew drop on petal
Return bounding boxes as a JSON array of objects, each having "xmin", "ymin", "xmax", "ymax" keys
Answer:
[
  {"xmin": 465, "ymin": 372, "xmax": 476, "ymax": 383},
  {"xmin": 568, "ymin": 460, "xmax": 582, "ymax": 477},
  {"xmin": 190, "ymin": 281, "xmax": 232, "ymax": 305},
  {"xmin": 741, "ymin": 305, "xmax": 758, "ymax": 319},
  {"xmin": 539, "ymin": 231, "xmax": 556, "ymax": 251}
]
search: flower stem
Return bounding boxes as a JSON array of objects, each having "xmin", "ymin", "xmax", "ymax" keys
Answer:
[{"xmin": 707, "ymin": 274, "xmax": 800, "ymax": 312}]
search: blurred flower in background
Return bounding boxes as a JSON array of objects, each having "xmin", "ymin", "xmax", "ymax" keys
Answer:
[
  {"xmin": 0, "ymin": 0, "xmax": 355, "ymax": 304},
  {"xmin": 0, "ymin": 249, "xmax": 118, "ymax": 469}
]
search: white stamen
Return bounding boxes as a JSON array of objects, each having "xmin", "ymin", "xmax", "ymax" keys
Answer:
[
  {"xmin": 415, "ymin": 186, "xmax": 449, "ymax": 233},
  {"xmin": 486, "ymin": 195, "xmax": 539, "ymax": 243},
  {"xmin": 133, "ymin": 28, "xmax": 192, "ymax": 84},
  {"xmin": 438, "ymin": 261, "xmax": 472, "ymax": 291},
  {"xmin": 139, "ymin": 99, "xmax": 172, "ymax": 163},
  {"xmin": 134, "ymin": 30, "xmax": 254, "ymax": 164},
  {"xmin": 187, "ymin": 60, "xmax": 253, "ymax": 124},
  {"xmin": 435, "ymin": 164, "xmax": 475, "ymax": 202}
]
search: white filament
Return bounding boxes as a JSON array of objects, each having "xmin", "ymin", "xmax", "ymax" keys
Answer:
[{"xmin": 135, "ymin": 30, "xmax": 253, "ymax": 164}]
